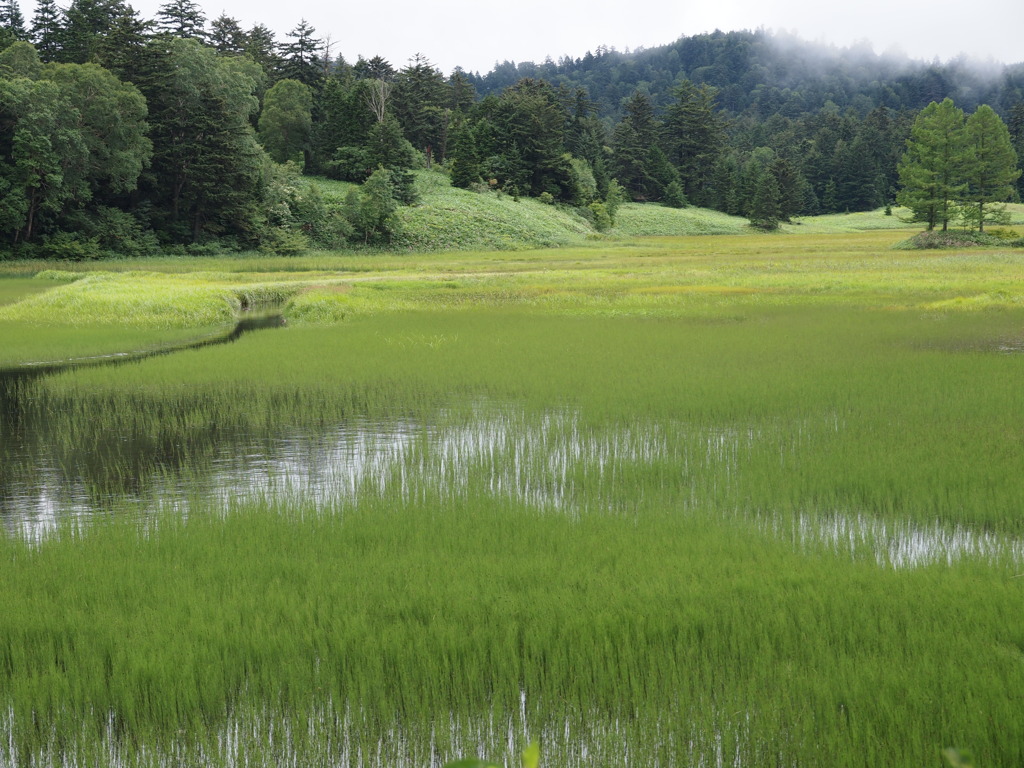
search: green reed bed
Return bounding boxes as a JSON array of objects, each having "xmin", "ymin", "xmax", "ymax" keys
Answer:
[
  {"xmin": 23, "ymin": 307, "xmax": 1024, "ymax": 535},
  {"xmin": 2, "ymin": 496, "xmax": 1023, "ymax": 767},
  {"xmin": 5, "ymin": 237, "xmax": 1024, "ymax": 766}
]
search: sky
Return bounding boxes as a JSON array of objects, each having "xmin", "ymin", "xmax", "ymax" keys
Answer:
[{"xmin": 69, "ymin": 0, "xmax": 1024, "ymax": 75}]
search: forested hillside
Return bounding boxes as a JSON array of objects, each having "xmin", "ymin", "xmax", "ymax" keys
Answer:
[{"xmin": 1, "ymin": 0, "xmax": 1023, "ymax": 257}]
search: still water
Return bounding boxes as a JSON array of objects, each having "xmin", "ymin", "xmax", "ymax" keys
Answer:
[{"xmin": 2, "ymin": 328, "xmax": 1020, "ymax": 567}]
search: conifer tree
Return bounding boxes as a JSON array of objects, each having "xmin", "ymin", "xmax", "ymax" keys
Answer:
[
  {"xmin": 896, "ymin": 98, "xmax": 967, "ymax": 231},
  {"xmin": 1004, "ymin": 102, "xmax": 1024, "ymax": 198},
  {"xmin": 393, "ymin": 53, "xmax": 448, "ymax": 165},
  {"xmin": 0, "ymin": 0, "xmax": 27, "ymax": 41},
  {"xmin": 29, "ymin": 0, "xmax": 63, "ymax": 61},
  {"xmin": 209, "ymin": 14, "xmax": 246, "ymax": 55},
  {"xmin": 278, "ymin": 20, "xmax": 323, "ymax": 89},
  {"xmin": 663, "ymin": 79, "xmax": 726, "ymax": 206},
  {"xmin": 155, "ymin": 0, "xmax": 205, "ymax": 41},
  {"xmin": 961, "ymin": 104, "xmax": 1020, "ymax": 231},
  {"xmin": 612, "ymin": 91, "xmax": 660, "ymax": 200},
  {"xmin": 448, "ymin": 122, "xmax": 481, "ymax": 189}
]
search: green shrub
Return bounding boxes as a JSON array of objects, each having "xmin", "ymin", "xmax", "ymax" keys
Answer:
[{"xmin": 39, "ymin": 232, "xmax": 102, "ymax": 261}]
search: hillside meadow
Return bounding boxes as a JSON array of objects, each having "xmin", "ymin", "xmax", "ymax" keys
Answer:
[{"xmin": 2, "ymin": 221, "xmax": 1024, "ymax": 767}]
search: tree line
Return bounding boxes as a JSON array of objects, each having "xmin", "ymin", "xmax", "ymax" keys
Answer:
[{"xmin": 1, "ymin": 2, "xmax": 1023, "ymax": 257}]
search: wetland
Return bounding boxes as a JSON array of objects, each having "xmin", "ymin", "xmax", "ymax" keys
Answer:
[{"xmin": 2, "ymin": 229, "xmax": 1024, "ymax": 767}]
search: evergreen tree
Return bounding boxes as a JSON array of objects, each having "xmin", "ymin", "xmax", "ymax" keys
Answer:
[
  {"xmin": 448, "ymin": 68, "xmax": 476, "ymax": 113},
  {"xmin": 309, "ymin": 76, "xmax": 374, "ymax": 176},
  {"xmin": 58, "ymin": 0, "xmax": 125, "ymax": 64},
  {"xmin": 662, "ymin": 180, "xmax": 687, "ymax": 208},
  {"xmin": 836, "ymin": 135, "xmax": 880, "ymax": 211},
  {"xmin": 961, "ymin": 104, "xmax": 1020, "ymax": 232},
  {"xmin": 154, "ymin": 0, "xmax": 205, "ymax": 41},
  {"xmin": 448, "ymin": 121, "xmax": 481, "ymax": 188},
  {"xmin": 491, "ymin": 78, "xmax": 572, "ymax": 199},
  {"xmin": 748, "ymin": 168, "xmax": 781, "ymax": 230},
  {"xmin": 663, "ymin": 79, "xmax": 726, "ymax": 206},
  {"xmin": 612, "ymin": 90, "xmax": 661, "ymax": 200},
  {"xmin": 278, "ymin": 19, "xmax": 322, "ymax": 89},
  {"xmin": 897, "ymin": 98, "xmax": 967, "ymax": 231},
  {"xmin": 768, "ymin": 156, "xmax": 804, "ymax": 221},
  {"xmin": 353, "ymin": 55, "xmax": 393, "ymax": 81},
  {"xmin": 209, "ymin": 14, "xmax": 246, "ymax": 55},
  {"xmin": 29, "ymin": 0, "xmax": 63, "ymax": 61},
  {"xmin": 0, "ymin": 0, "xmax": 27, "ymax": 40},
  {"xmin": 243, "ymin": 24, "xmax": 278, "ymax": 75},
  {"xmin": 136, "ymin": 37, "xmax": 265, "ymax": 243},
  {"xmin": 1006, "ymin": 102, "xmax": 1024, "ymax": 198},
  {"xmin": 393, "ymin": 53, "xmax": 448, "ymax": 166},
  {"xmin": 95, "ymin": 5, "xmax": 150, "ymax": 79}
]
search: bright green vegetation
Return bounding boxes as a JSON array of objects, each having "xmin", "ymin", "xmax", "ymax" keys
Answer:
[
  {"xmin": 612, "ymin": 201, "xmax": 749, "ymax": 236},
  {"xmin": 4, "ymin": 231, "xmax": 1024, "ymax": 766}
]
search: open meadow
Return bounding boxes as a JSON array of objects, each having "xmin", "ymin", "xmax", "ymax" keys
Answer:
[{"xmin": 2, "ymin": 221, "xmax": 1024, "ymax": 767}]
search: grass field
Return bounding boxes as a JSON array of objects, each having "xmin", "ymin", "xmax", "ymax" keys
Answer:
[{"xmin": 3, "ymin": 226, "xmax": 1024, "ymax": 767}]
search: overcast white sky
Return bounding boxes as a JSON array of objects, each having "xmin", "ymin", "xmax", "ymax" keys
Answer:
[{"xmin": 78, "ymin": 0, "xmax": 1024, "ymax": 74}]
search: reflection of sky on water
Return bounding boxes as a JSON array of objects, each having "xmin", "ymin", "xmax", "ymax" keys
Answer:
[{"xmin": 3, "ymin": 398, "xmax": 1022, "ymax": 568}]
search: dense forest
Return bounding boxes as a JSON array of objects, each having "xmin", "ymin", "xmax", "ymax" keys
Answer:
[{"xmin": 1, "ymin": 0, "xmax": 1023, "ymax": 256}]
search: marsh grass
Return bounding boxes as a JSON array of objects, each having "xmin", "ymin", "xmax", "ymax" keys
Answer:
[
  {"xmin": 5, "ymin": 232, "xmax": 1024, "ymax": 766},
  {"xmin": 2, "ymin": 494, "xmax": 1024, "ymax": 768}
]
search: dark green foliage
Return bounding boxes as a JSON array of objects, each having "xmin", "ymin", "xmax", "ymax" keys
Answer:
[
  {"xmin": 154, "ymin": 0, "xmax": 205, "ymax": 41},
  {"xmin": 277, "ymin": 19, "xmax": 322, "ymax": 89},
  {"xmin": 94, "ymin": 6, "xmax": 150, "ymax": 80},
  {"xmin": 208, "ymin": 14, "xmax": 246, "ymax": 55},
  {"xmin": 135, "ymin": 37, "xmax": 265, "ymax": 245},
  {"xmin": 448, "ymin": 121, "xmax": 481, "ymax": 189},
  {"xmin": 1008, "ymin": 102, "xmax": 1024, "ymax": 197},
  {"xmin": 486, "ymin": 78, "xmax": 574, "ymax": 200},
  {"xmin": 962, "ymin": 104, "xmax": 1020, "ymax": 231},
  {"xmin": 258, "ymin": 78, "xmax": 313, "ymax": 165},
  {"xmin": 768, "ymin": 156, "xmax": 804, "ymax": 221},
  {"xmin": 241, "ymin": 23, "xmax": 278, "ymax": 75},
  {"xmin": 748, "ymin": 167, "xmax": 781, "ymax": 230},
  {"xmin": 663, "ymin": 79, "xmax": 726, "ymax": 206},
  {"xmin": 28, "ymin": 0, "xmax": 62, "ymax": 61},
  {"xmin": 310, "ymin": 77, "xmax": 375, "ymax": 177},
  {"xmin": 344, "ymin": 166, "xmax": 399, "ymax": 244},
  {"xmin": 57, "ymin": 0, "xmax": 125, "ymax": 64},
  {"xmin": 0, "ymin": 0, "xmax": 27, "ymax": 41},
  {"xmin": 612, "ymin": 91, "xmax": 661, "ymax": 200},
  {"xmin": 393, "ymin": 53, "xmax": 449, "ymax": 165},
  {"xmin": 661, "ymin": 180, "xmax": 687, "ymax": 208},
  {"xmin": 353, "ymin": 54, "xmax": 394, "ymax": 81},
  {"xmin": 0, "ymin": 53, "xmax": 149, "ymax": 247},
  {"xmin": 448, "ymin": 68, "xmax": 476, "ymax": 113}
]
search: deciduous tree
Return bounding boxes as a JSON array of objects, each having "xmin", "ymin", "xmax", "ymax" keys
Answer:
[
  {"xmin": 896, "ymin": 98, "xmax": 967, "ymax": 231},
  {"xmin": 961, "ymin": 104, "xmax": 1020, "ymax": 231},
  {"xmin": 258, "ymin": 78, "xmax": 312, "ymax": 165}
]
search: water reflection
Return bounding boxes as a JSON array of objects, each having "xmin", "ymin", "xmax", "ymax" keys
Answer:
[{"xmin": 2, "ymin": 360, "xmax": 1022, "ymax": 567}]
